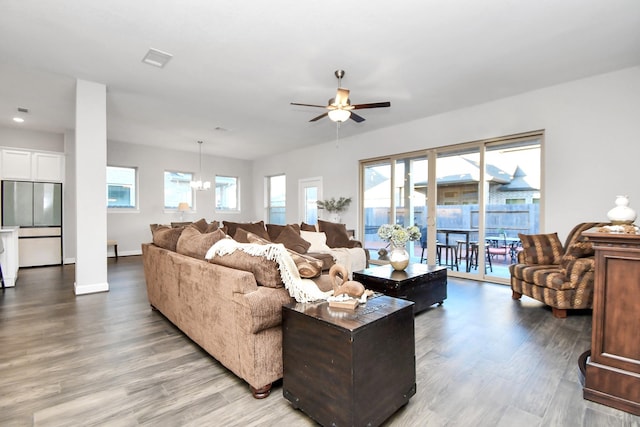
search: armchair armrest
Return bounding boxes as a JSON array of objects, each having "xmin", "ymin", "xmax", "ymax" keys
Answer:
[{"xmin": 562, "ymin": 257, "xmax": 596, "ymax": 286}]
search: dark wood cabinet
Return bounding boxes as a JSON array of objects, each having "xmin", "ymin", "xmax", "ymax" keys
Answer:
[
  {"xmin": 582, "ymin": 229, "xmax": 640, "ymax": 416},
  {"xmin": 282, "ymin": 295, "xmax": 416, "ymax": 427}
]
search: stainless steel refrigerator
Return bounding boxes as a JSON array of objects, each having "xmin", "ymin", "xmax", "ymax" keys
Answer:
[{"xmin": 2, "ymin": 180, "xmax": 63, "ymax": 267}]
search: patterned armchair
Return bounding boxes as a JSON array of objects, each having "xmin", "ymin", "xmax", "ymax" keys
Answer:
[{"xmin": 508, "ymin": 222, "xmax": 608, "ymax": 318}]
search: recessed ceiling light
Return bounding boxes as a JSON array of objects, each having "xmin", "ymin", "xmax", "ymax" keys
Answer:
[
  {"xmin": 142, "ymin": 48, "xmax": 173, "ymax": 68},
  {"xmin": 13, "ymin": 117, "xmax": 24, "ymax": 123}
]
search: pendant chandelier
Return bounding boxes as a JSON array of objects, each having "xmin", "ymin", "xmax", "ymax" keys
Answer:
[{"xmin": 190, "ymin": 140, "xmax": 211, "ymax": 191}]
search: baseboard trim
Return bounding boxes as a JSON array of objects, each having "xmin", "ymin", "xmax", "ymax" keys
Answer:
[{"xmin": 74, "ymin": 281, "xmax": 109, "ymax": 295}]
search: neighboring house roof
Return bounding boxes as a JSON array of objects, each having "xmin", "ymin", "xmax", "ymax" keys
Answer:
[{"xmin": 499, "ymin": 166, "xmax": 539, "ymax": 191}]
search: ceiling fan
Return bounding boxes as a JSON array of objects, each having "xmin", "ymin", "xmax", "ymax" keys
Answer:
[{"xmin": 291, "ymin": 69, "xmax": 391, "ymax": 123}]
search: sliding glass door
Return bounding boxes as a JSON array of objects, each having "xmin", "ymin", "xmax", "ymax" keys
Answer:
[
  {"xmin": 435, "ymin": 147, "xmax": 481, "ymax": 277},
  {"xmin": 484, "ymin": 138, "xmax": 541, "ymax": 279},
  {"xmin": 362, "ymin": 161, "xmax": 392, "ymax": 261},
  {"xmin": 360, "ymin": 132, "xmax": 542, "ymax": 283},
  {"xmin": 394, "ymin": 156, "xmax": 428, "ymax": 262}
]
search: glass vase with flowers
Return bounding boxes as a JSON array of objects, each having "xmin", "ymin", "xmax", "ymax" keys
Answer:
[{"xmin": 377, "ymin": 224, "xmax": 421, "ymax": 271}]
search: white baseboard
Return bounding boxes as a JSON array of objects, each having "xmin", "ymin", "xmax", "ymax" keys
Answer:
[
  {"xmin": 74, "ymin": 281, "xmax": 109, "ymax": 295},
  {"xmin": 64, "ymin": 249, "xmax": 142, "ymax": 265},
  {"xmin": 118, "ymin": 249, "xmax": 142, "ymax": 257}
]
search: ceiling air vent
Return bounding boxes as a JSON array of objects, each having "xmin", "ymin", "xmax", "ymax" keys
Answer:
[{"xmin": 142, "ymin": 48, "xmax": 173, "ymax": 68}]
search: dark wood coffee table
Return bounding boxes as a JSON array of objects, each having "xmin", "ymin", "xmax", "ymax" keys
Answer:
[
  {"xmin": 353, "ymin": 263, "xmax": 447, "ymax": 314},
  {"xmin": 282, "ymin": 295, "xmax": 416, "ymax": 427}
]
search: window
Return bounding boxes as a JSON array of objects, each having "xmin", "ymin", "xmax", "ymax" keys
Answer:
[
  {"xmin": 164, "ymin": 171, "xmax": 194, "ymax": 209},
  {"xmin": 299, "ymin": 177, "xmax": 322, "ymax": 225},
  {"xmin": 107, "ymin": 166, "xmax": 137, "ymax": 209},
  {"xmin": 215, "ymin": 175, "xmax": 239, "ymax": 211},
  {"xmin": 266, "ymin": 174, "xmax": 286, "ymax": 224}
]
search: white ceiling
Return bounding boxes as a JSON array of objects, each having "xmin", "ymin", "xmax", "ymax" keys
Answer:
[{"xmin": 1, "ymin": 0, "xmax": 639, "ymax": 160}]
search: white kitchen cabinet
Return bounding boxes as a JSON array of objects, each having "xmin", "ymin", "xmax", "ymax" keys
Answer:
[{"xmin": 0, "ymin": 149, "xmax": 64, "ymax": 182}]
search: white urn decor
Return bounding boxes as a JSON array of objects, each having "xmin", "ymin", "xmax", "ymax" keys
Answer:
[{"xmin": 607, "ymin": 195, "xmax": 637, "ymax": 225}]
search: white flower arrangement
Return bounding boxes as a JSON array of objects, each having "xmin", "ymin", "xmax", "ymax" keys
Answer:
[{"xmin": 377, "ymin": 224, "xmax": 421, "ymax": 247}]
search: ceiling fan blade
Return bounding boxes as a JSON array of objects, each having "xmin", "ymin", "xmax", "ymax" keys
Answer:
[
  {"xmin": 352, "ymin": 101, "xmax": 391, "ymax": 110},
  {"xmin": 309, "ymin": 112, "xmax": 329, "ymax": 122},
  {"xmin": 290, "ymin": 102, "xmax": 327, "ymax": 108},
  {"xmin": 349, "ymin": 112, "xmax": 366, "ymax": 123},
  {"xmin": 335, "ymin": 88, "xmax": 350, "ymax": 106}
]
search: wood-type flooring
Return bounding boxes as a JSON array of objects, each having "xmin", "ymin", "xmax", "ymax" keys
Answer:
[{"xmin": 1, "ymin": 256, "xmax": 639, "ymax": 426}]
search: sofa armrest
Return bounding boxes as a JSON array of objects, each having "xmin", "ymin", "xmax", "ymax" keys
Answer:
[
  {"xmin": 234, "ymin": 286, "xmax": 293, "ymax": 334},
  {"xmin": 562, "ymin": 257, "xmax": 596, "ymax": 286}
]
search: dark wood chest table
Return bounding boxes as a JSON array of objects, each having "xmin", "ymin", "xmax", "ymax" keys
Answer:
[
  {"xmin": 282, "ymin": 295, "xmax": 416, "ymax": 427},
  {"xmin": 353, "ymin": 264, "xmax": 447, "ymax": 314}
]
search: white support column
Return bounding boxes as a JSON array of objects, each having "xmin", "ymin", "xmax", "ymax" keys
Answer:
[{"xmin": 74, "ymin": 79, "xmax": 108, "ymax": 295}]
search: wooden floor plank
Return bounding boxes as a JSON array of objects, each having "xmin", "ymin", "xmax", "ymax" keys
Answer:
[{"xmin": 1, "ymin": 256, "xmax": 639, "ymax": 426}]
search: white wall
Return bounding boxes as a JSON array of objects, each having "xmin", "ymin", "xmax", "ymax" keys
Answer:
[
  {"xmin": 106, "ymin": 140, "xmax": 254, "ymax": 257},
  {"xmin": 2, "ymin": 66, "xmax": 638, "ymax": 260},
  {"xmin": 251, "ymin": 66, "xmax": 640, "ymax": 242},
  {"xmin": 0, "ymin": 127, "xmax": 64, "ymax": 152}
]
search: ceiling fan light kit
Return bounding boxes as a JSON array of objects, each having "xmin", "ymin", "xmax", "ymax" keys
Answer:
[
  {"xmin": 328, "ymin": 109, "xmax": 351, "ymax": 122},
  {"xmin": 291, "ymin": 69, "xmax": 390, "ymax": 124}
]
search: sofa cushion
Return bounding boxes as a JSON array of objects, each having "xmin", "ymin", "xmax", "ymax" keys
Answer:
[
  {"xmin": 176, "ymin": 225, "xmax": 227, "ymax": 259},
  {"xmin": 223, "ymin": 220, "xmax": 270, "ymax": 241},
  {"xmin": 273, "ymin": 225, "xmax": 311, "ymax": 254},
  {"xmin": 246, "ymin": 232, "xmax": 322, "ymax": 278},
  {"xmin": 510, "ymin": 263, "xmax": 577, "ymax": 291},
  {"xmin": 151, "ymin": 225, "xmax": 184, "ymax": 252},
  {"xmin": 518, "ymin": 232, "xmax": 564, "ymax": 265},
  {"xmin": 318, "ymin": 220, "xmax": 351, "ymax": 248},
  {"xmin": 300, "ymin": 230, "xmax": 332, "ymax": 253}
]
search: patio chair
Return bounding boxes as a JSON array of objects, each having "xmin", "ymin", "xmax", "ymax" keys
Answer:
[{"xmin": 487, "ymin": 232, "xmax": 509, "ymax": 262}]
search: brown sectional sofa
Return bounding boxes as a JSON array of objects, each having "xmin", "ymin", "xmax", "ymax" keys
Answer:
[{"xmin": 142, "ymin": 219, "xmax": 365, "ymax": 398}]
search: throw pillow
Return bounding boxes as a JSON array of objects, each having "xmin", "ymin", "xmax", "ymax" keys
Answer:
[
  {"xmin": 151, "ymin": 225, "xmax": 185, "ymax": 252},
  {"xmin": 561, "ymin": 239, "xmax": 595, "ymax": 268},
  {"xmin": 300, "ymin": 222, "xmax": 317, "ymax": 232},
  {"xmin": 209, "ymin": 250, "xmax": 283, "ymax": 288},
  {"xmin": 223, "ymin": 220, "xmax": 270, "ymax": 241},
  {"xmin": 273, "ymin": 225, "xmax": 311, "ymax": 254},
  {"xmin": 233, "ymin": 227, "xmax": 251, "ymax": 243},
  {"xmin": 191, "ymin": 218, "xmax": 209, "ymax": 233},
  {"xmin": 300, "ymin": 230, "xmax": 332, "ymax": 253},
  {"xmin": 518, "ymin": 232, "xmax": 564, "ymax": 265},
  {"xmin": 170, "ymin": 221, "xmax": 192, "ymax": 228},
  {"xmin": 176, "ymin": 226, "xmax": 226, "ymax": 259},
  {"xmin": 245, "ymin": 232, "xmax": 322, "ymax": 278},
  {"xmin": 318, "ymin": 219, "xmax": 351, "ymax": 248},
  {"xmin": 266, "ymin": 223, "xmax": 301, "ymax": 241},
  {"xmin": 205, "ymin": 220, "xmax": 220, "ymax": 233}
]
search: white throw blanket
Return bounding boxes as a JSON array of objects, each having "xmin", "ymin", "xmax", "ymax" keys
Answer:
[
  {"xmin": 328, "ymin": 247, "xmax": 367, "ymax": 279},
  {"xmin": 205, "ymin": 239, "xmax": 330, "ymax": 303}
]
